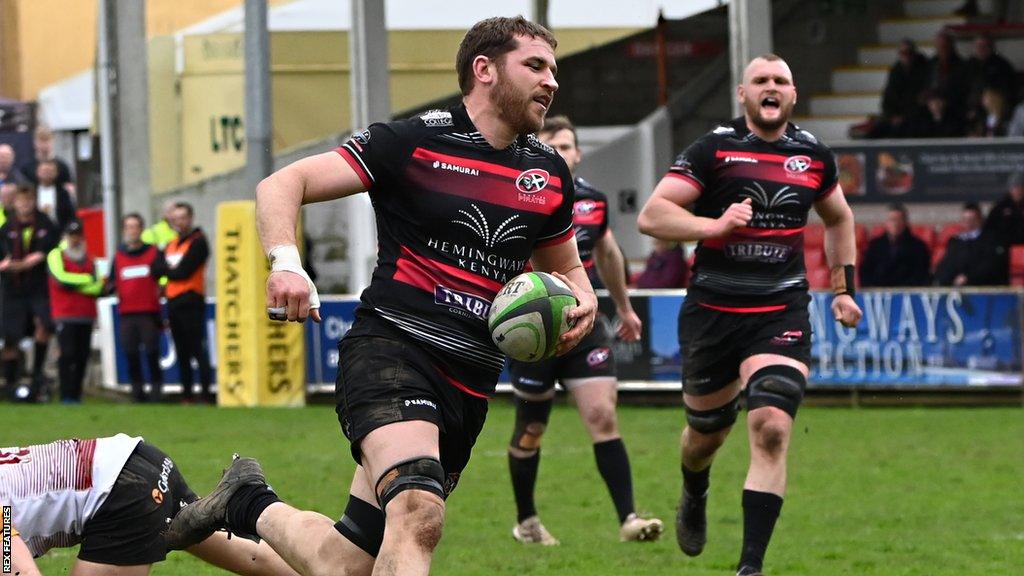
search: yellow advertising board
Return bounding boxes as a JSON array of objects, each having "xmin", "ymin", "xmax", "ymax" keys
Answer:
[{"xmin": 216, "ymin": 201, "xmax": 305, "ymax": 407}]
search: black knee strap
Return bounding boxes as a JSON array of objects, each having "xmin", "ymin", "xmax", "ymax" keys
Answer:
[
  {"xmin": 335, "ymin": 495, "xmax": 385, "ymax": 558},
  {"xmin": 685, "ymin": 396, "xmax": 740, "ymax": 433},
  {"xmin": 746, "ymin": 365, "xmax": 806, "ymax": 419},
  {"xmin": 375, "ymin": 457, "xmax": 446, "ymax": 510},
  {"xmin": 510, "ymin": 395, "xmax": 554, "ymax": 452}
]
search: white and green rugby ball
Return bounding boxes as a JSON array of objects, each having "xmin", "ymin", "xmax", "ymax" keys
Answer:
[{"xmin": 488, "ymin": 271, "xmax": 577, "ymax": 362}]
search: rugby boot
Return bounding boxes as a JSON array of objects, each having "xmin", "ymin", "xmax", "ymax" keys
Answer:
[
  {"xmin": 676, "ymin": 487, "xmax": 708, "ymax": 556},
  {"xmin": 512, "ymin": 515, "xmax": 560, "ymax": 546},
  {"xmin": 736, "ymin": 566, "xmax": 764, "ymax": 576},
  {"xmin": 163, "ymin": 454, "xmax": 267, "ymax": 550},
  {"xmin": 619, "ymin": 513, "xmax": 664, "ymax": 542}
]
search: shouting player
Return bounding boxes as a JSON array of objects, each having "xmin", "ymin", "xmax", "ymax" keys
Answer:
[
  {"xmin": 0, "ymin": 434, "xmax": 299, "ymax": 576},
  {"xmin": 638, "ymin": 54, "xmax": 862, "ymax": 576},
  {"xmin": 166, "ymin": 16, "xmax": 596, "ymax": 576},
  {"xmin": 507, "ymin": 115, "xmax": 662, "ymax": 545}
]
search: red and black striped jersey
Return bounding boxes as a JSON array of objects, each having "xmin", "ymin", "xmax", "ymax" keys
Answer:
[
  {"xmin": 336, "ymin": 105, "xmax": 575, "ymax": 396},
  {"xmin": 665, "ymin": 117, "xmax": 839, "ymax": 311},
  {"xmin": 571, "ymin": 177, "xmax": 609, "ymax": 287}
]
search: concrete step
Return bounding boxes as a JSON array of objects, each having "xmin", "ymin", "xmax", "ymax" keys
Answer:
[
  {"xmin": 832, "ymin": 66, "xmax": 889, "ymax": 93},
  {"xmin": 858, "ymin": 43, "xmax": 935, "ymax": 66},
  {"xmin": 791, "ymin": 116, "xmax": 865, "ymax": 144},
  {"xmin": 904, "ymin": 0, "xmax": 995, "ymax": 18},
  {"xmin": 878, "ymin": 16, "xmax": 966, "ymax": 43},
  {"xmin": 810, "ymin": 92, "xmax": 882, "ymax": 116}
]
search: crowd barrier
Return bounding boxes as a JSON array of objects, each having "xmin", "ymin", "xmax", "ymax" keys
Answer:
[{"xmin": 97, "ymin": 289, "xmax": 1024, "ymax": 395}]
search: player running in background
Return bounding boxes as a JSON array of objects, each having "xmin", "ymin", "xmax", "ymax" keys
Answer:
[
  {"xmin": 0, "ymin": 434, "xmax": 299, "ymax": 576},
  {"xmin": 166, "ymin": 16, "xmax": 596, "ymax": 576},
  {"xmin": 507, "ymin": 115, "xmax": 662, "ymax": 545},
  {"xmin": 638, "ymin": 54, "xmax": 862, "ymax": 576}
]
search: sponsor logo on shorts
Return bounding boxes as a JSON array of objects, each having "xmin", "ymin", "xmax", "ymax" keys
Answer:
[
  {"xmin": 516, "ymin": 377, "xmax": 545, "ymax": 387},
  {"xmin": 771, "ymin": 330, "xmax": 804, "ymax": 346},
  {"xmin": 587, "ymin": 347, "xmax": 611, "ymax": 367},
  {"xmin": 405, "ymin": 398, "xmax": 438, "ymax": 410},
  {"xmin": 444, "ymin": 472, "xmax": 461, "ymax": 496},
  {"xmin": 435, "ymin": 285, "xmax": 491, "ymax": 320},
  {"xmin": 784, "ymin": 155, "xmax": 812, "ymax": 174},
  {"xmin": 152, "ymin": 456, "xmax": 174, "ymax": 503}
]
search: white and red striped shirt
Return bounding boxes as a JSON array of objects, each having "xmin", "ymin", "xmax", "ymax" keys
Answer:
[{"xmin": 0, "ymin": 434, "xmax": 141, "ymax": 556}]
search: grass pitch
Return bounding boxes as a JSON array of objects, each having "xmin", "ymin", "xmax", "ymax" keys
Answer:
[{"xmin": 7, "ymin": 401, "xmax": 1022, "ymax": 575}]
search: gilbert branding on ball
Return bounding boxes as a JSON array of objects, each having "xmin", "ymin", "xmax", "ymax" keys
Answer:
[{"xmin": 488, "ymin": 272, "xmax": 577, "ymax": 362}]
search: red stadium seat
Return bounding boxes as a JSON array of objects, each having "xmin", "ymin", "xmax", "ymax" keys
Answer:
[
  {"xmin": 911, "ymin": 224, "xmax": 937, "ymax": 250},
  {"xmin": 1010, "ymin": 245, "xmax": 1024, "ymax": 287},
  {"xmin": 807, "ymin": 265, "xmax": 830, "ymax": 289},
  {"xmin": 804, "ymin": 224, "xmax": 825, "ymax": 248},
  {"xmin": 804, "ymin": 248, "xmax": 825, "ymax": 269}
]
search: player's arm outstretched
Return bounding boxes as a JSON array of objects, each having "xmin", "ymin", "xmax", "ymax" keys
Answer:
[
  {"xmin": 637, "ymin": 176, "xmax": 752, "ymax": 242},
  {"xmin": 593, "ymin": 230, "xmax": 641, "ymax": 341},
  {"xmin": 256, "ymin": 151, "xmax": 369, "ymax": 323},
  {"xmin": 814, "ymin": 186, "xmax": 862, "ymax": 328},
  {"xmin": 531, "ymin": 238, "xmax": 598, "ymax": 355}
]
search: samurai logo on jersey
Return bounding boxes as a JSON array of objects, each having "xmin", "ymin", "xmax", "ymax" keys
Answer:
[
  {"xmin": 435, "ymin": 285, "xmax": 491, "ymax": 320},
  {"xmin": 725, "ymin": 242, "xmax": 793, "ymax": 263},
  {"xmin": 433, "ymin": 159, "xmax": 479, "ymax": 176}
]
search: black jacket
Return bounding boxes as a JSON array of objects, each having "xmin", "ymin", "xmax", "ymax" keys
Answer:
[
  {"xmin": 933, "ymin": 231, "xmax": 1007, "ymax": 286},
  {"xmin": 0, "ymin": 210, "xmax": 60, "ymax": 296},
  {"xmin": 860, "ymin": 230, "xmax": 932, "ymax": 287},
  {"xmin": 983, "ymin": 195, "xmax": 1024, "ymax": 248}
]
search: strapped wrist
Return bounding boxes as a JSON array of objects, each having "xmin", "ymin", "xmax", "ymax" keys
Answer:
[{"xmin": 830, "ymin": 264, "xmax": 856, "ymax": 298}]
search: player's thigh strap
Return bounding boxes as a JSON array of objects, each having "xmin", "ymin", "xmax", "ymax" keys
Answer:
[
  {"xmin": 335, "ymin": 495, "xmax": 385, "ymax": 558},
  {"xmin": 746, "ymin": 364, "xmax": 806, "ymax": 419},
  {"xmin": 685, "ymin": 396, "xmax": 740, "ymax": 433},
  {"xmin": 510, "ymin": 394, "xmax": 554, "ymax": 452},
  {"xmin": 375, "ymin": 457, "xmax": 446, "ymax": 510}
]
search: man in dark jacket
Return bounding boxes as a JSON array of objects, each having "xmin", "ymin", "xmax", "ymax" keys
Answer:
[
  {"xmin": 860, "ymin": 203, "xmax": 932, "ymax": 287},
  {"xmin": 984, "ymin": 171, "xmax": 1024, "ymax": 249},
  {"xmin": 0, "ymin": 185, "xmax": 59, "ymax": 401},
  {"xmin": 934, "ymin": 203, "xmax": 1007, "ymax": 286},
  {"xmin": 873, "ymin": 38, "xmax": 930, "ymax": 138}
]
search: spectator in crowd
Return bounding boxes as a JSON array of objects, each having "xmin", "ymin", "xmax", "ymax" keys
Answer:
[
  {"xmin": 860, "ymin": 203, "xmax": 932, "ymax": 287},
  {"xmin": 635, "ymin": 239, "xmax": 688, "ymax": 288},
  {"xmin": 19, "ymin": 125, "xmax": 73, "ymax": 191},
  {"xmin": 34, "ymin": 159, "xmax": 76, "ymax": 231},
  {"xmin": 47, "ymin": 221, "xmax": 103, "ymax": 404},
  {"xmin": 0, "ymin": 181, "xmax": 16, "ymax": 227},
  {"xmin": 965, "ymin": 35, "xmax": 1016, "ymax": 119},
  {"xmin": 927, "ymin": 31, "xmax": 968, "ymax": 122},
  {"xmin": 106, "ymin": 213, "xmax": 167, "ymax": 403},
  {"xmin": 871, "ymin": 38, "xmax": 930, "ymax": 138},
  {"xmin": 0, "ymin": 185, "xmax": 59, "ymax": 402},
  {"xmin": 984, "ymin": 170, "xmax": 1024, "ymax": 247},
  {"xmin": 907, "ymin": 90, "xmax": 965, "ymax": 138},
  {"xmin": 969, "ymin": 86, "xmax": 1012, "ymax": 137},
  {"xmin": 0, "ymin": 143, "xmax": 25, "ymax": 186},
  {"xmin": 163, "ymin": 201, "xmax": 213, "ymax": 403},
  {"xmin": 141, "ymin": 199, "xmax": 179, "ymax": 249},
  {"xmin": 1006, "ymin": 98, "xmax": 1024, "ymax": 136},
  {"xmin": 934, "ymin": 202, "xmax": 1007, "ymax": 286}
]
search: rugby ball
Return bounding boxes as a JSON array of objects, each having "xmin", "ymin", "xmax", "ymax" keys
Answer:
[{"xmin": 488, "ymin": 272, "xmax": 577, "ymax": 362}]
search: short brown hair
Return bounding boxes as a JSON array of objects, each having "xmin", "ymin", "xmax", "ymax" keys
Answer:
[
  {"xmin": 539, "ymin": 115, "xmax": 577, "ymax": 146},
  {"xmin": 456, "ymin": 16, "xmax": 557, "ymax": 95}
]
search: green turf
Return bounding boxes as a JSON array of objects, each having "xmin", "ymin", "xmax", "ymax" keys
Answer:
[{"xmin": 6, "ymin": 402, "xmax": 1022, "ymax": 575}]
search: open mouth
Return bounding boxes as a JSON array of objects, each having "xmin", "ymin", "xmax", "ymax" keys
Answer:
[
  {"xmin": 533, "ymin": 94, "xmax": 552, "ymax": 110},
  {"xmin": 761, "ymin": 96, "xmax": 780, "ymax": 110}
]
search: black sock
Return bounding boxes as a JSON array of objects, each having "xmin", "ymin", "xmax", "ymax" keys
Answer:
[
  {"xmin": 509, "ymin": 450, "xmax": 541, "ymax": 523},
  {"xmin": 3, "ymin": 359, "xmax": 18, "ymax": 387},
  {"xmin": 32, "ymin": 341, "xmax": 48, "ymax": 380},
  {"xmin": 593, "ymin": 438, "xmax": 635, "ymax": 524},
  {"xmin": 226, "ymin": 484, "xmax": 281, "ymax": 538},
  {"xmin": 682, "ymin": 464, "xmax": 711, "ymax": 496},
  {"xmin": 738, "ymin": 489, "xmax": 784, "ymax": 572}
]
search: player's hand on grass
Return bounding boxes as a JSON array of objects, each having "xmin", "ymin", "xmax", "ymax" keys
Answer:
[
  {"xmin": 266, "ymin": 245, "xmax": 321, "ymax": 323},
  {"xmin": 708, "ymin": 198, "xmax": 753, "ymax": 238},
  {"xmin": 552, "ymin": 271, "xmax": 597, "ymax": 356},
  {"xmin": 616, "ymin": 308, "xmax": 642, "ymax": 342},
  {"xmin": 832, "ymin": 293, "xmax": 861, "ymax": 328}
]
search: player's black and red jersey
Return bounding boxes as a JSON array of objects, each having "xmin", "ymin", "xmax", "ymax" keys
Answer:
[
  {"xmin": 665, "ymin": 117, "xmax": 838, "ymax": 311},
  {"xmin": 571, "ymin": 177, "xmax": 609, "ymax": 287},
  {"xmin": 336, "ymin": 105, "xmax": 576, "ymax": 397}
]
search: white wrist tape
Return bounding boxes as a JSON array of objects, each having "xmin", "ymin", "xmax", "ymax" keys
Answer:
[{"xmin": 268, "ymin": 244, "xmax": 320, "ymax": 311}]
